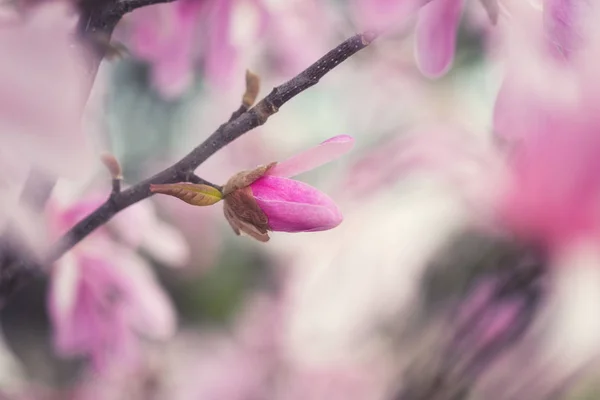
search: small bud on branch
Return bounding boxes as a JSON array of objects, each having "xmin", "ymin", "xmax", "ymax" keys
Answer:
[
  {"xmin": 150, "ymin": 183, "xmax": 223, "ymax": 206},
  {"xmin": 101, "ymin": 153, "xmax": 123, "ymax": 195},
  {"xmin": 100, "ymin": 153, "xmax": 123, "ymax": 180},
  {"xmin": 242, "ymin": 70, "xmax": 260, "ymax": 108}
]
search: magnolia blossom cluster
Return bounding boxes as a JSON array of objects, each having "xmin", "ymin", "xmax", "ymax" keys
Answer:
[{"xmin": 2, "ymin": 0, "xmax": 600, "ymax": 399}]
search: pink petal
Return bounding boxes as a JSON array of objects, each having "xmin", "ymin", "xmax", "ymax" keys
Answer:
[
  {"xmin": 267, "ymin": 135, "xmax": 354, "ymax": 179},
  {"xmin": 543, "ymin": 0, "xmax": 580, "ymax": 58},
  {"xmin": 204, "ymin": 0, "xmax": 238, "ymax": 87},
  {"xmin": 111, "ymin": 201, "xmax": 189, "ymax": 267},
  {"xmin": 251, "ymin": 176, "xmax": 343, "ymax": 233},
  {"xmin": 48, "ymin": 254, "xmax": 80, "ymax": 343},
  {"xmin": 128, "ymin": 0, "xmax": 203, "ymax": 98},
  {"xmin": 501, "ymin": 119, "xmax": 600, "ymax": 247},
  {"xmin": 415, "ymin": 0, "xmax": 465, "ymax": 78},
  {"xmin": 0, "ymin": 2, "xmax": 94, "ymax": 178},
  {"xmin": 49, "ymin": 253, "xmax": 132, "ymax": 367},
  {"xmin": 116, "ymin": 248, "xmax": 176, "ymax": 339}
]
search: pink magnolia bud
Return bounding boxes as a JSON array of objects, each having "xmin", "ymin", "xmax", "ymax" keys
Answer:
[
  {"xmin": 223, "ymin": 135, "xmax": 354, "ymax": 241},
  {"xmin": 250, "ymin": 175, "xmax": 343, "ymax": 233}
]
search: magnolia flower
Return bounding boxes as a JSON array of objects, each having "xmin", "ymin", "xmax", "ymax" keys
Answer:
[
  {"xmin": 124, "ymin": 0, "xmax": 269, "ymax": 96},
  {"xmin": 0, "ymin": 1, "xmax": 93, "ymax": 177},
  {"xmin": 353, "ymin": 0, "xmax": 500, "ymax": 78},
  {"xmin": 125, "ymin": 0, "xmax": 204, "ymax": 99},
  {"xmin": 223, "ymin": 135, "xmax": 354, "ymax": 241},
  {"xmin": 151, "ymin": 135, "xmax": 354, "ymax": 242},
  {"xmin": 47, "ymin": 192, "xmax": 182, "ymax": 370}
]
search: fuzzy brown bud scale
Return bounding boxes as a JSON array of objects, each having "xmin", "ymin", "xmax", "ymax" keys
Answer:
[{"xmin": 222, "ymin": 162, "xmax": 276, "ymax": 242}]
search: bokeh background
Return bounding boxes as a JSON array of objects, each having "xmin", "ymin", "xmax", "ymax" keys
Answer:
[{"xmin": 1, "ymin": 0, "xmax": 600, "ymax": 399}]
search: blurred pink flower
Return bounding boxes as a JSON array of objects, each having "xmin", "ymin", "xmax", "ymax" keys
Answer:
[
  {"xmin": 414, "ymin": 0, "xmax": 466, "ymax": 78},
  {"xmin": 543, "ymin": 0, "xmax": 583, "ymax": 58},
  {"xmin": 250, "ymin": 135, "xmax": 354, "ymax": 233},
  {"xmin": 354, "ymin": 0, "xmax": 499, "ymax": 77},
  {"xmin": 125, "ymin": 0, "xmax": 269, "ymax": 96},
  {"xmin": 127, "ymin": 0, "xmax": 204, "ymax": 99},
  {"xmin": 0, "ymin": 1, "xmax": 93, "ymax": 178},
  {"xmin": 258, "ymin": 0, "xmax": 334, "ymax": 76},
  {"xmin": 493, "ymin": 1, "xmax": 600, "ymax": 250},
  {"xmin": 168, "ymin": 292, "xmax": 381, "ymax": 400},
  {"xmin": 46, "ymin": 193, "xmax": 181, "ymax": 370}
]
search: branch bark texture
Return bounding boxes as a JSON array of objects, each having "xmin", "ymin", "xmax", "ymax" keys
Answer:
[{"xmin": 48, "ymin": 31, "xmax": 377, "ymax": 263}]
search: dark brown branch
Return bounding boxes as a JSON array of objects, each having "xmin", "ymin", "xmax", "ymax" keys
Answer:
[
  {"xmin": 78, "ymin": 0, "xmax": 177, "ymax": 36},
  {"xmin": 47, "ymin": 31, "xmax": 377, "ymax": 264}
]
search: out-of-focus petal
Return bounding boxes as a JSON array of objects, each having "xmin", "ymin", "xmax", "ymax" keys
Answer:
[
  {"xmin": 353, "ymin": 0, "xmax": 421, "ymax": 31},
  {"xmin": 415, "ymin": 0, "xmax": 465, "ymax": 78},
  {"xmin": 267, "ymin": 135, "xmax": 354, "ymax": 179},
  {"xmin": 479, "ymin": 0, "xmax": 499, "ymax": 24},
  {"xmin": 128, "ymin": 0, "xmax": 203, "ymax": 98},
  {"xmin": 543, "ymin": 0, "xmax": 580, "ymax": 58},
  {"xmin": 117, "ymin": 248, "xmax": 177, "ymax": 339},
  {"xmin": 141, "ymin": 220, "xmax": 189, "ymax": 267},
  {"xmin": 48, "ymin": 252, "xmax": 132, "ymax": 364},
  {"xmin": 48, "ymin": 253, "xmax": 80, "ymax": 340},
  {"xmin": 0, "ymin": 2, "xmax": 93, "ymax": 178},
  {"xmin": 204, "ymin": 0, "xmax": 237, "ymax": 86},
  {"xmin": 112, "ymin": 201, "xmax": 190, "ymax": 267},
  {"xmin": 251, "ymin": 176, "xmax": 343, "ymax": 232}
]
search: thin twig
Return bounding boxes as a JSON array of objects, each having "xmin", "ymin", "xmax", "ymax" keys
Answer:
[{"xmin": 47, "ymin": 31, "xmax": 377, "ymax": 263}]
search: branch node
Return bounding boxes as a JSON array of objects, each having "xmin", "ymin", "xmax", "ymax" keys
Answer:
[
  {"xmin": 361, "ymin": 30, "xmax": 378, "ymax": 45},
  {"xmin": 254, "ymin": 99, "xmax": 279, "ymax": 125}
]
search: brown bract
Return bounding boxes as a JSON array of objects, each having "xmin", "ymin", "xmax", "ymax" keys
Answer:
[
  {"xmin": 222, "ymin": 162, "xmax": 276, "ymax": 242},
  {"xmin": 222, "ymin": 162, "xmax": 276, "ymax": 196}
]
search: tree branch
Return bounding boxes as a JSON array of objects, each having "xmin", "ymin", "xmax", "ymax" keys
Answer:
[
  {"xmin": 47, "ymin": 31, "xmax": 377, "ymax": 263},
  {"xmin": 78, "ymin": 0, "xmax": 177, "ymax": 36}
]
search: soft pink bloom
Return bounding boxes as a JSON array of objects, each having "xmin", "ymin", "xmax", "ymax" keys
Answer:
[
  {"xmin": 354, "ymin": 0, "xmax": 498, "ymax": 77},
  {"xmin": 47, "ymin": 193, "xmax": 180, "ymax": 370},
  {"xmin": 250, "ymin": 135, "xmax": 354, "ymax": 233},
  {"xmin": 543, "ymin": 0, "xmax": 583, "ymax": 58},
  {"xmin": 126, "ymin": 0, "xmax": 204, "ymax": 99},
  {"xmin": 0, "ymin": 2, "xmax": 93, "ymax": 178},
  {"xmin": 492, "ymin": 1, "xmax": 600, "ymax": 250},
  {"xmin": 125, "ymin": 0, "xmax": 269, "ymax": 95},
  {"xmin": 0, "ymin": 2, "xmax": 95, "ymax": 254},
  {"xmin": 415, "ymin": 0, "xmax": 465, "ymax": 78},
  {"xmin": 258, "ymin": 0, "xmax": 334, "ymax": 76},
  {"xmin": 200, "ymin": 0, "xmax": 269, "ymax": 87}
]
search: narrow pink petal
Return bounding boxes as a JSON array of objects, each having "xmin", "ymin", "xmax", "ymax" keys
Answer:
[
  {"xmin": 251, "ymin": 176, "xmax": 343, "ymax": 233},
  {"xmin": 48, "ymin": 254, "xmax": 80, "ymax": 351},
  {"xmin": 543, "ymin": 0, "xmax": 583, "ymax": 59},
  {"xmin": 204, "ymin": 0, "xmax": 237, "ymax": 86},
  {"xmin": 0, "ymin": 2, "xmax": 94, "ymax": 178},
  {"xmin": 415, "ymin": 0, "xmax": 465, "ymax": 78},
  {"xmin": 116, "ymin": 248, "xmax": 176, "ymax": 339},
  {"xmin": 267, "ymin": 135, "xmax": 354, "ymax": 178}
]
